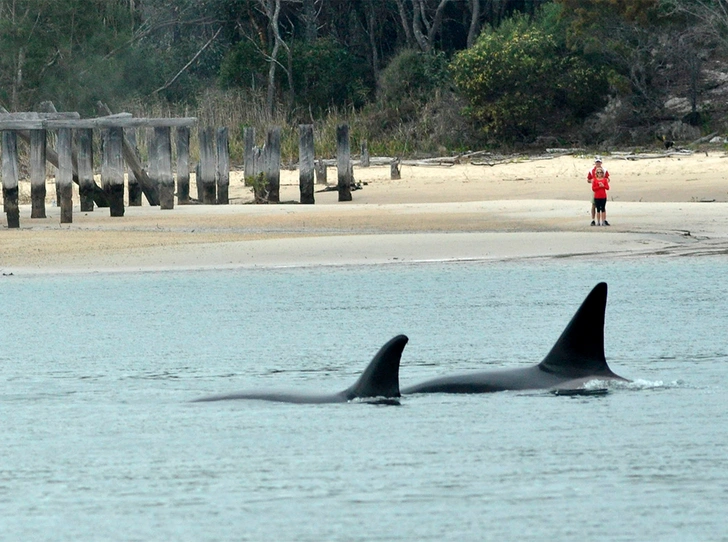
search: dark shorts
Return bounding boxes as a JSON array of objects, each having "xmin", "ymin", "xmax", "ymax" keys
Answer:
[{"xmin": 594, "ymin": 198, "xmax": 607, "ymax": 212}]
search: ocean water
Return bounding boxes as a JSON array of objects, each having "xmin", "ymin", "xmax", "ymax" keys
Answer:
[{"xmin": 1, "ymin": 256, "xmax": 727, "ymax": 541}]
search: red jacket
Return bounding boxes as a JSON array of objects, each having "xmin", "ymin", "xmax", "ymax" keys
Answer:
[{"xmin": 592, "ymin": 177, "xmax": 609, "ymax": 199}]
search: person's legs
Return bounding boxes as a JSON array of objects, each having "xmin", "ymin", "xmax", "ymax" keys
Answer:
[
  {"xmin": 594, "ymin": 199, "xmax": 607, "ymax": 225},
  {"xmin": 603, "ymin": 206, "xmax": 609, "ymax": 226},
  {"xmin": 591, "ymin": 200, "xmax": 596, "ymax": 225}
]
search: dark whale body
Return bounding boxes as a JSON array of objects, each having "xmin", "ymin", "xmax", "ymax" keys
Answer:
[
  {"xmin": 402, "ymin": 283, "xmax": 627, "ymax": 395},
  {"xmin": 193, "ymin": 335, "xmax": 408, "ymax": 404}
]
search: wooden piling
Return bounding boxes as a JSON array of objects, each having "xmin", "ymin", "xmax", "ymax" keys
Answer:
[
  {"xmin": 195, "ymin": 162, "xmax": 202, "ymax": 202},
  {"xmin": 299, "ymin": 124, "xmax": 315, "ymax": 204},
  {"xmin": 39, "ymin": 102, "xmax": 60, "ymax": 207},
  {"xmin": 176, "ymin": 126, "xmax": 190, "ymax": 204},
  {"xmin": 56, "ymin": 128, "xmax": 74, "ymax": 223},
  {"xmin": 96, "ymin": 102, "xmax": 160, "ymax": 206},
  {"xmin": 198, "ymin": 127, "xmax": 216, "ymax": 204},
  {"xmin": 151, "ymin": 127, "xmax": 174, "ymax": 210},
  {"xmin": 216, "ymin": 127, "xmax": 229, "ymax": 205},
  {"xmin": 243, "ymin": 126, "xmax": 256, "ymax": 186},
  {"xmin": 102, "ymin": 127, "xmax": 125, "ymax": 216},
  {"xmin": 315, "ymin": 159, "xmax": 327, "ymax": 185},
  {"xmin": 76, "ymin": 129, "xmax": 94, "ymax": 212},
  {"xmin": 30, "ymin": 129, "xmax": 47, "ymax": 218},
  {"xmin": 1, "ymin": 107, "xmax": 110, "ymax": 207},
  {"xmin": 361, "ymin": 140, "xmax": 370, "ymax": 167},
  {"xmin": 1, "ymin": 131, "xmax": 20, "ymax": 228},
  {"xmin": 391, "ymin": 158, "xmax": 401, "ymax": 180},
  {"xmin": 336, "ymin": 124, "xmax": 352, "ymax": 202},
  {"xmin": 264, "ymin": 127, "xmax": 281, "ymax": 203},
  {"xmin": 125, "ymin": 128, "xmax": 142, "ymax": 206}
]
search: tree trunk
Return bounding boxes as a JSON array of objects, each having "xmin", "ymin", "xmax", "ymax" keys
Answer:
[
  {"xmin": 394, "ymin": 0, "xmax": 415, "ymax": 48},
  {"xmin": 302, "ymin": 0, "xmax": 317, "ymax": 42},
  {"xmin": 261, "ymin": 0, "xmax": 283, "ymax": 116},
  {"xmin": 467, "ymin": 0, "xmax": 481, "ymax": 48},
  {"xmin": 366, "ymin": 0, "xmax": 380, "ymax": 75},
  {"xmin": 12, "ymin": 47, "xmax": 24, "ymax": 111},
  {"xmin": 411, "ymin": 0, "xmax": 452, "ymax": 52}
]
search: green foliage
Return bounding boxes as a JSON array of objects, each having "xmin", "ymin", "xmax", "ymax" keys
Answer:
[
  {"xmin": 219, "ymin": 40, "xmax": 268, "ymax": 90},
  {"xmin": 377, "ymin": 49, "xmax": 451, "ymax": 111},
  {"xmin": 290, "ymin": 38, "xmax": 370, "ymax": 112},
  {"xmin": 0, "ymin": 0, "xmax": 162, "ymax": 113},
  {"xmin": 219, "ymin": 37, "xmax": 370, "ymax": 113},
  {"xmin": 451, "ymin": 9, "xmax": 609, "ymax": 141}
]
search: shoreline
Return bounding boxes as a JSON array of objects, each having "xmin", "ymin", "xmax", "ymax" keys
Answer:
[{"xmin": 2, "ymin": 154, "xmax": 728, "ymax": 274}]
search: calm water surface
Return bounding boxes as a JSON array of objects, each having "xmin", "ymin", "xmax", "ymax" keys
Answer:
[{"xmin": 1, "ymin": 257, "xmax": 727, "ymax": 541}]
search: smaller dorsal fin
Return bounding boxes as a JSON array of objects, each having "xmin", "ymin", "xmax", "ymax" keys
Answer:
[
  {"xmin": 538, "ymin": 283, "xmax": 616, "ymax": 378},
  {"xmin": 344, "ymin": 335, "xmax": 408, "ymax": 399}
]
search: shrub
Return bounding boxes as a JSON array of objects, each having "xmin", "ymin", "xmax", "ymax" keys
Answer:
[
  {"xmin": 378, "ymin": 49, "xmax": 451, "ymax": 113},
  {"xmin": 290, "ymin": 38, "xmax": 371, "ymax": 113},
  {"xmin": 451, "ymin": 11, "xmax": 609, "ymax": 142}
]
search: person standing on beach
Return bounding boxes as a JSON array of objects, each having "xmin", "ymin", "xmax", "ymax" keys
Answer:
[
  {"xmin": 591, "ymin": 165, "xmax": 610, "ymax": 226},
  {"xmin": 587, "ymin": 157, "xmax": 609, "ymax": 226}
]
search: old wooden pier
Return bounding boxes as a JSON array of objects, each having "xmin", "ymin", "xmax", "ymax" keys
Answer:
[{"xmin": 2, "ymin": 111, "xmax": 383, "ymax": 229}]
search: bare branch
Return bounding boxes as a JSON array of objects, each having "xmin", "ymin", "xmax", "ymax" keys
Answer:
[{"xmin": 152, "ymin": 27, "xmax": 222, "ymax": 95}]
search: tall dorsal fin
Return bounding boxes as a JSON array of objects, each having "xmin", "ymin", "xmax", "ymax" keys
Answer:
[
  {"xmin": 538, "ymin": 283, "xmax": 616, "ymax": 378},
  {"xmin": 344, "ymin": 335, "xmax": 408, "ymax": 399}
]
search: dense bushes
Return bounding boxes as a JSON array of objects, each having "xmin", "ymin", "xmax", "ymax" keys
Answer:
[
  {"xmin": 289, "ymin": 38, "xmax": 370, "ymax": 113},
  {"xmin": 451, "ymin": 9, "xmax": 609, "ymax": 142}
]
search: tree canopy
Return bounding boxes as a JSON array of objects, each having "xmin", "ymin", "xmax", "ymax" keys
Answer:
[{"xmin": 0, "ymin": 0, "xmax": 724, "ymax": 148}]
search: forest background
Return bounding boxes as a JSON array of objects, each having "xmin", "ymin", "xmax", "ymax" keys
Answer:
[{"xmin": 1, "ymin": 0, "xmax": 727, "ymax": 162}]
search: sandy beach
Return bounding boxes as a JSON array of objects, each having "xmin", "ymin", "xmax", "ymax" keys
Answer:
[{"xmin": 2, "ymin": 151, "xmax": 727, "ymax": 274}]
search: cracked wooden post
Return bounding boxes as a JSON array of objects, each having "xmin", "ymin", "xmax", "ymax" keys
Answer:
[
  {"xmin": 391, "ymin": 157, "xmax": 401, "ymax": 179},
  {"xmin": 151, "ymin": 126, "xmax": 174, "ymax": 209},
  {"xmin": 1, "ymin": 131, "xmax": 20, "ymax": 228},
  {"xmin": 361, "ymin": 140, "xmax": 370, "ymax": 167},
  {"xmin": 298, "ymin": 124, "xmax": 316, "ymax": 203},
  {"xmin": 216, "ymin": 127, "xmax": 229, "ymax": 204},
  {"xmin": 102, "ymin": 127, "xmax": 125, "ymax": 216},
  {"xmin": 315, "ymin": 159, "xmax": 327, "ymax": 185},
  {"xmin": 198, "ymin": 127, "xmax": 216, "ymax": 204},
  {"xmin": 243, "ymin": 126, "xmax": 256, "ymax": 187},
  {"xmin": 57, "ymin": 127, "xmax": 73, "ymax": 223},
  {"xmin": 125, "ymin": 128, "xmax": 142, "ymax": 206},
  {"xmin": 30, "ymin": 129, "xmax": 47, "ymax": 218},
  {"xmin": 264, "ymin": 126, "xmax": 281, "ymax": 203},
  {"xmin": 176, "ymin": 126, "xmax": 190, "ymax": 204},
  {"xmin": 299, "ymin": 124, "xmax": 315, "ymax": 204},
  {"xmin": 97, "ymin": 102, "xmax": 159, "ymax": 206},
  {"xmin": 336, "ymin": 124, "xmax": 352, "ymax": 201},
  {"xmin": 76, "ymin": 129, "xmax": 94, "ymax": 212}
]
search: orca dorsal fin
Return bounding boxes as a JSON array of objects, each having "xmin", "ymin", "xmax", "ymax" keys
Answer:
[
  {"xmin": 344, "ymin": 335, "xmax": 408, "ymax": 399},
  {"xmin": 538, "ymin": 283, "xmax": 616, "ymax": 378}
]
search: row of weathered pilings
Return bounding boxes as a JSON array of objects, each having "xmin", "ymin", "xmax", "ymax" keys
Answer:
[
  {"xmin": 1, "ymin": 110, "xmax": 369, "ymax": 229},
  {"xmin": 242, "ymin": 123, "xmax": 360, "ymax": 204},
  {"xmin": 0, "ymin": 111, "xmax": 202, "ymax": 228}
]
